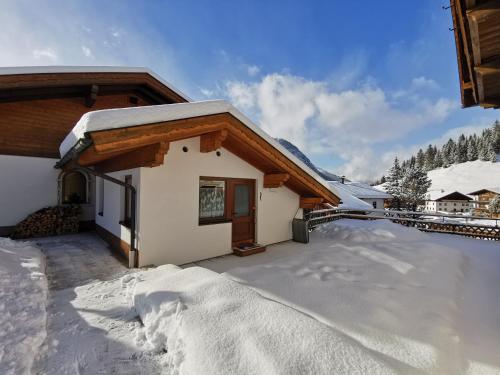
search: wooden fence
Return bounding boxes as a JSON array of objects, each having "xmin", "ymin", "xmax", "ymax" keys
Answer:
[{"xmin": 305, "ymin": 208, "xmax": 500, "ymax": 241}]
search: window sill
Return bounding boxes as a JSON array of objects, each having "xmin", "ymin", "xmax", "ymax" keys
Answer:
[{"xmin": 199, "ymin": 218, "xmax": 232, "ymax": 226}]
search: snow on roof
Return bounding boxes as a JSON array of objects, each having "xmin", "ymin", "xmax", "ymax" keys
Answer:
[
  {"xmin": 426, "ymin": 190, "xmax": 472, "ymax": 201},
  {"xmin": 59, "ymin": 100, "xmax": 341, "ymax": 200},
  {"xmin": 328, "ymin": 181, "xmax": 392, "ymax": 200},
  {"xmin": 327, "ymin": 183, "xmax": 371, "ymax": 210},
  {"xmin": 468, "ymin": 187, "xmax": 500, "ymax": 195},
  {"xmin": 0, "ymin": 65, "xmax": 190, "ymax": 102}
]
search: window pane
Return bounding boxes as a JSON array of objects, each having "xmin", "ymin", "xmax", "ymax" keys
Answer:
[
  {"xmin": 234, "ymin": 184, "xmax": 249, "ymax": 217},
  {"xmin": 199, "ymin": 180, "xmax": 225, "ymax": 219},
  {"xmin": 63, "ymin": 172, "xmax": 87, "ymax": 204}
]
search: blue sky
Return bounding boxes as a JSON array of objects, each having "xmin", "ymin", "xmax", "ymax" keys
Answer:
[{"xmin": 1, "ymin": 0, "xmax": 498, "ymax": 181}]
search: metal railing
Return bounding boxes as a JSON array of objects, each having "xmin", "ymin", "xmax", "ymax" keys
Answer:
[{"xmin": 303, "ymin": 208, "xmax": 499, "ymax": 241}]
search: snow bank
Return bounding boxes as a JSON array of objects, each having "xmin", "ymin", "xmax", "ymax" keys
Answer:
[
  {"xmin": 129, "ymin": 264, "xmax": 404, "ymax": 374},
  {"xmin": 224, "ymin": 220, "xmax": 471, "ymax": 373},
  {"xmin": 0, "ymin": 238, "xmax": 47, "ymax": 375},
  {"xmin": 316, "ymin": 218, "xmax": 426, "ymax": 242}
]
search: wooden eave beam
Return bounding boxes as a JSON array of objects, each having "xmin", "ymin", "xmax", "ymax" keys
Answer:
[
  {"xmin": 85, "ymin": 84, "xmax": 99, "ymax": 108},
  {"xmin": 263, "ymin": 173, "xmax": 290, "ymax": 188},
  {"xmin": 93, "ymin": 141, "xmax": 169, "ymax": 173},
  {"xmin": 89, "ymin": 114, "xmax": 228, "ymax": 154},
  {"xmin": 300, "ymin": 197, "xmax": 324, "ymax": 209},
  {"xmin": 455, "ymin": 0, "xmax": 479, "ymax": 104},
  {"xmin": 200, "ymin": 130, "xmax": 228, "ymax": 152}
]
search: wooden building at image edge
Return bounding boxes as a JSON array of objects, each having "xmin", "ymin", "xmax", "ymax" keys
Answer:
[
  {"xmin": 451, "ymin": 0, "xmax": 500, "ymax": 109},
  {"xmin": 0, "ymin": 66, "xmax": 341, "ymax": 267}
]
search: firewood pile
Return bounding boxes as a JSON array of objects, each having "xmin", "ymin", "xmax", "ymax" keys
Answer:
[{"xmin": 11, "ymin": 205, "xmax": 82, "ymax": 239}]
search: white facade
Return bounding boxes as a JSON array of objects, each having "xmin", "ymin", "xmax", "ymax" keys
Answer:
[
  {"xmin": 0, "ymin": 155, "xmax": 96, "ymax": 232},
  {"xmin": 96, "ymin": 137, "xmax": 302, "ymax": 267},
  {"xmin": 0, "ymin": 155, "xmax": 59, "ymax": 227},
  {"xmin": 425, "ymin": 200, "xmax": 471, "ymax": 213}
]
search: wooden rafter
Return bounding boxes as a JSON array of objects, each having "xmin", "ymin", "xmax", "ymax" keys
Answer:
[
  {"xmin": 93, "ymin": 141, "xmax": 169, "ymax": 173},
  {"xmin": 263, "ymin": 173, "xmax": 290, "ymax": 188},
  {"xmin": 85, "ymin": 84, "xmax": 99, "ymax": 108},
  {"xmin": 199, "ymin": 129, "xmax": 228, "ymax": 152},
  {"xmin": 299, "ymin": 197, "xmax": 324, "ymax": 209}
]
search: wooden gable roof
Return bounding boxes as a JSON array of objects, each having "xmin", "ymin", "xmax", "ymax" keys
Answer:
[
  {"xmin": 58, "ymin": 101, "xmax": 341, "ymax": 206},
  {"xmin": 451, "ymin": 0, "xmax": 500, "ymax": 108},
  {"xmin": 0, "ymin": 66, "xmax": 189, "ymax": 158}
]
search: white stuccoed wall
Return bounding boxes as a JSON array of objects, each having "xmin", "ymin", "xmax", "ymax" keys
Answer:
[
  {"xmin": 136, "ymin": 137, "xmax": 301, "ymax": 266},
  {"xmin": 0, "ymin": 155, "xmax": 59, "ymax": 227},
  {"xmin": 95, "ymin": 168, "xmax": 140, "ymax": 245}
]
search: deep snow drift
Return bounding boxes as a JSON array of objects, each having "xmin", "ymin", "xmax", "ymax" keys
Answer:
[
  {"xmin": 0, "ymin": 238, "xmax": 47, "ymax": 375},
  {"xmin": 197, "ymin": 220, "xmax": 500, "ymax": 374},
  {"xmin": 128, "ymin": 264, "xmax": 409, "ymax": 374}
]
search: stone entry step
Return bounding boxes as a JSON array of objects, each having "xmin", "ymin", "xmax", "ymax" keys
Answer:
[{"xmin": 233, "ymin": 243, "xmax": 266, "ymax": 257}]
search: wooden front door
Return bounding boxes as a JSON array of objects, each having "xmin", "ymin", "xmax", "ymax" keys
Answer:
[{"xmin": 228, "ymin": 179, "xmax": 255, "ymax": 245}]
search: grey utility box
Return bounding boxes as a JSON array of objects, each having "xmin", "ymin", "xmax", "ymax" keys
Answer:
[{"xmin": 292, "ymin": 218, "xmax": 309, "ymax": 243}]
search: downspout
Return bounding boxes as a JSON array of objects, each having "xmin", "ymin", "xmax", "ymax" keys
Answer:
[
  {"xmin": 75, "ymin": 166, "xmax": 138, "ymax": 268},
  {"xmin": 55, "ymin": 140, "xmax": 138, "ymax": 268}
]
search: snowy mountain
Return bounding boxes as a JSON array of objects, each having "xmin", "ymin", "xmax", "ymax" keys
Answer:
[
  {"xmin": 377, "ymin": 160, "xmax": 500, "ymax": 196},
  {"xmin": 426, "ymin": 160, "xmax": 500, "ymax": 194},
  {"xmin": 276, "ymin": 138, "xmax": 343, "ymax": 182}
]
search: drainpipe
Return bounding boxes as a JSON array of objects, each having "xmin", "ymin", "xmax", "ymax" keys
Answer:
[{"xmin": 75, "ymin": 166, "xmax": 137, "ymax": 268}]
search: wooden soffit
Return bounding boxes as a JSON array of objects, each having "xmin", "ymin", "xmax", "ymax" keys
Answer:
[
  {"xmin": 0, "ymin": 71, "xmax": 187, "ymax": 104},
  {"xmin": 451, "ymin": 0, "xmax": 500, "ymax": 108},
  {"xmin": 75, "ymin": 113, "xmax": 340, "ymax": 205}
]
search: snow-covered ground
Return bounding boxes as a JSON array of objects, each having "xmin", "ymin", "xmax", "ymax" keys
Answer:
[
  {"xmin": 2, "ymin": 223, "xmax": 500, "ymax": 374},
  {"xmin": 0, "ymin": 238, "xmax": 47, "ymax": 375}
]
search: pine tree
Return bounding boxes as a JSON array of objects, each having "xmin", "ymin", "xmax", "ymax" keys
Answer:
[
  {"xmin": 454, "ymin": 134, "xmax": 467, "ymax": 163},
  {"xmin": 488, "ymin": 195, "xmax": 500, "ymax": 216},
  {"xmin": 399, "ymin": 165, "xmax": 432, "ymax": 211},
  {"xmin": 386, "ymin": 158, "xmax": 403, "ymax": 209},
  {"xmin": 493, "ymin": 120, "xmax": 500, "ymax": 154},
  {"xmin": 467, "ymin": 134, "xmax": 478, "ymax": 161},
  {"xmin": 442, "ymin": 139, "xmax": 455, "ymax": 166},
  {"xmin": 416, "ymin": 148, "xmax": 425, "ymax": 169},
  {"xmin": 434, "ymin": 150, "xmax": 443, "ymax": 167},
  {"xmin": 424, "ymin": 144, "xmax": 435, "ymax": 171}
]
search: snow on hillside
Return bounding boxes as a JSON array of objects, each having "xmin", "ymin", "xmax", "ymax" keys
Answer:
[
  {"xmin": 427, "ymin": 160, "xmax": 500, "ymax": 194},
  {"xmin": 0, "ymin": 238, "xmax": 47, "ymax": 375},
  {"xmin": 376, "ymin": 160, "xmax": 500, "ymax": 196}
]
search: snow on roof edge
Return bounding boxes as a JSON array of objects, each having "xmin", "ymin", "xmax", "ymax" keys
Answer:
[
  {"xmin": 59, "ymin": 100, "xmax": 341, "ymax": 200},
  {"xmin": 0, "ymin": 65, "xmax": 191, "ymax": 102}
]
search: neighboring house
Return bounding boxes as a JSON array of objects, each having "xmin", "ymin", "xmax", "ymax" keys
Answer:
[
  {"xmin": 424, "ymin": 191, "xmax": 472, "ymax": 214},
  {"xmin": 0, "ymin": 66, "xmax": 341, "ymax": 267},
  {"xmin": 468, "ymin": 188, "xmax": 500, "ymax": 217},
  {"xmin": 329, "ymin": 179, "xmax": 392, "ymax": 209}
]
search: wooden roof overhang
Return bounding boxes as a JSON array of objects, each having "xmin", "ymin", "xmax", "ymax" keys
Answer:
[
  {"xmin": 63, "ymin": 113, "xmax": 340, "ymax": 206},
  {"xmin": 0, "ymin": 71, "xmax": 188, "ymax": 106},
  {"xmin": 451, "ymin": 0, "xmax": 500, "ymax": 108}
]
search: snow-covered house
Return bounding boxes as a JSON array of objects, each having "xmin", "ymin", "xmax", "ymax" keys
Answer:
[
  {"xmin": 328, "ymin": 180, "xmax": 392, "ymax": 209},
  {"xmin": 468, "ymin": 188, "xmax": 500, "ymax": 217},
  {"xmin": 424, "ymin": 191, "xmax": 472, "ymax": 214},
  {"xmin": 0, "ymin": 66, "xmax": 341, "ymax": 266}
]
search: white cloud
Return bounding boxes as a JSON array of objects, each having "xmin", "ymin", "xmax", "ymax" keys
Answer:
[
  {"xmin": 200, "ymin": 87, "xmax": 214, "ymax": 97},
  {"xmin": 225, "ymin": 73, "xmax": 457, "ymax": 181},
  {"xmin": 246, "ymin": 65, "xmax": 260, "ymax": 76},
  {"xmin": 33, "ymin": 47, "xmax": 58, "ymax": 62},
  {"xmin": 81, "ymin": 45, "xmax": 94, "ymax": 59}
]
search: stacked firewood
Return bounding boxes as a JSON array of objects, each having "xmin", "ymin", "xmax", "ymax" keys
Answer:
[{"xmin": 11, "ymin": 205, "xmax": 82, "ymax": 239}]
